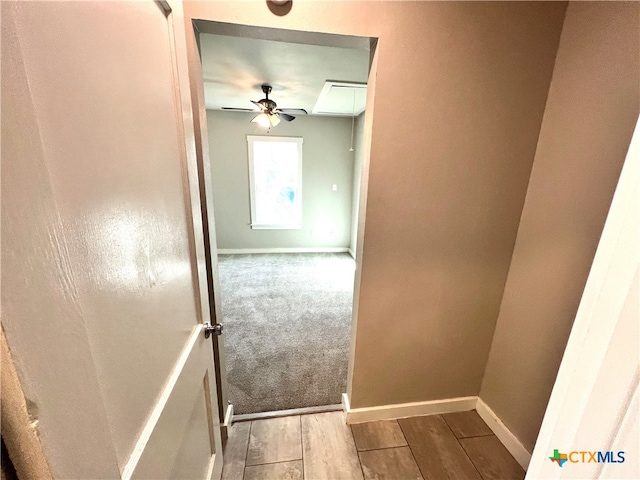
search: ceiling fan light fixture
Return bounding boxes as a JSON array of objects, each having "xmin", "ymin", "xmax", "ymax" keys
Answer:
[
  {"xmin": 246, "ymin": 85, "xmax": 303, "ymax": 129},
  {"xmin": 269, "ymin": 113, "xmax": 281, "ymax": 127},
  {"xmin": 252, "ymin": 112, "xmax": 281, "ymax": 129},
  {"xmin": 252, "ymin": 113, "xmax": 272, "ymax": 129}
]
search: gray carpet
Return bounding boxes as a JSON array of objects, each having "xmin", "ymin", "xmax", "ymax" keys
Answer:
[{"xmin": 217, "ymin": 253, "xmax": 355, "ymax": 414}]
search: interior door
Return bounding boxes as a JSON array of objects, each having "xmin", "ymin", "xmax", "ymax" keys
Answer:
[{"xmin": 1, "ymin": 1, "xmax": 223, "ymax": 478}]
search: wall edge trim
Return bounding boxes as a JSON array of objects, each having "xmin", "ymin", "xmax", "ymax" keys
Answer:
[
  {"xmin": 476, "ymin": 397, "xmax": 531, "ymax": 470},
  {"xmin": 217, "ymin": 247, "xmax": 349, "ymax": 254}
]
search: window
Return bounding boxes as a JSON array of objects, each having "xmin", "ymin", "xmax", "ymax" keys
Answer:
[{"xmin": 247, "ymin": 136, "xmax": 303, "ymax": 229}]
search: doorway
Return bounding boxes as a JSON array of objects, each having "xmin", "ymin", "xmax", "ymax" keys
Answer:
[{"xmin": 192, "ymin": 20, "xmax": 375, "ymax": 416}]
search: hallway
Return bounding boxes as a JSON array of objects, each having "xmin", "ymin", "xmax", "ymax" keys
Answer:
[{"xmin": 221, "ymin": 411, "xmax": 524, "ymax": 479}]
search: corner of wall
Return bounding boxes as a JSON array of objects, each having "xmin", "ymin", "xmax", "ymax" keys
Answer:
[
  {"xmin": 476, "ymin": 397, "xmax": 532, "ymax": 470},
  {"xmin": 476, "ymin": 0, "xmax": 568, "ymax": 445},
  {"xmin": 478, "ymin": 0, "xmax": 640, "ymax": 456}
]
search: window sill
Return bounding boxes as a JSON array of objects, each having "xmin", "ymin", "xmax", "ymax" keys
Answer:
[{"xmin": 250, "ymin": 224, "xmax": 302, "ymax": 230}]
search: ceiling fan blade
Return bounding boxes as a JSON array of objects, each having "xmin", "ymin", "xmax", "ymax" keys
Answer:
[
  {"xmin": 251, "ymin": 100, "xmax": 267, "ymax": 111},
  {"xmin": 278, "ymin": 108, "xmax": 308, "ymax": 115},
  {"xmin": 276, "ymin": 112, "xmax": 295, "ymax": 122},
  {"xmin": 222, "ymin": 107, "xmax": 258, "ymax": 112}
]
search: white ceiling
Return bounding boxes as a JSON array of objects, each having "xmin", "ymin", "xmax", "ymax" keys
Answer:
[{"xmin": 199, "ymin": 32, "xmax": 370, "ymax": 116}]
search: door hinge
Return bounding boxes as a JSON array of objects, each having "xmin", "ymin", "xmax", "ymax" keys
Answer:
[{"xmin": 203, "ymin": 322, "xmax": 223, "ymax": 339}]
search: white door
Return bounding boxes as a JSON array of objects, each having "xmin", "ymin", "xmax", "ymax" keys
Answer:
[{"xmin": 1, "ymin": 1, "xmax": 223, "ymax": 478}]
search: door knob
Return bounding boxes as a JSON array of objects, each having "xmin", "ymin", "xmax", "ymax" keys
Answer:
[{"xmin": 204, "ymin": 323, "xmax": 223, "ymax": 338}]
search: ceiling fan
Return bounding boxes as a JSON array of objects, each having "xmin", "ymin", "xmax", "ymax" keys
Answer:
[{"xmin": 222, "ymin": 85, "xmax": 307, "ymax": 128}]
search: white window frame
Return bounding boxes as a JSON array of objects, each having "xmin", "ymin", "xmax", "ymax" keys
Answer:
[{"xmin": 247, "ymin": 135, "xmax": 303, "ymax": 230}]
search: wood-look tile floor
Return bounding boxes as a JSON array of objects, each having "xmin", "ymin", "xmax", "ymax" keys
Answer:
[{"xmin": 221, "ymin": 410, "xmax": 525, "ymax": 480}]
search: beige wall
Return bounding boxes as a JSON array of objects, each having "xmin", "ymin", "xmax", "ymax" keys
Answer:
[
  {"xmin": 186, "ymin": 1, "xmax": 566, "ymax": 408},
  {"xmin": 480, "ymin": 2, "xmax": 640, "ymax": 452},
  {"xmin": 207, "ymin": 110, "xmax": 354, "ymax": 249}
]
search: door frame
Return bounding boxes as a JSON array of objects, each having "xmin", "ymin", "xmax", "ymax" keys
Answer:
[
  {"xmin": 183, "ymin": 17, "xmax": 379, "ymax": 423},
  {"xmin": 182, "ymin": 16, "xmax": 233, "ymax": 441}
]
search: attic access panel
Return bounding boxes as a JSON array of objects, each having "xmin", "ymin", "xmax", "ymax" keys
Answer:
[{"xmin": 312, "ymin": 81, "xmax": 367, "ymax": 116}]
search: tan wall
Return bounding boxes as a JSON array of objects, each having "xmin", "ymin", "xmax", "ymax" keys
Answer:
[
  {"xmin": 480, "ymin": 2, "xmax": 640, "ymax": 452},
  {"xmin": 185, "ymin": 1, "xmax": 566, "ymax": 407}
]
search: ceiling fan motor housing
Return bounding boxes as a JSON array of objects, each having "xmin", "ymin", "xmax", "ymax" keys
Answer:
[
  {"xmin": 259, "ymin": 99, "xmax": 277, "ymax": 111},
  {"xmin": 259, "ymin": 85, "xmax": 276, "ymax": 111}
]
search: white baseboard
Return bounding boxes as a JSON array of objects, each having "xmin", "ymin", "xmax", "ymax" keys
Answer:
[
  {"xmin": 342, "ymin": 393, "xmax": 477, "ymax": 424},
  {"xmin": 342, "ymin": 392, "xmax": 351, "ymax": 415},
  {"xmin": 223, "ymin": 403, "xmax": 234, "ymax": 427},
  {"xmin": 217, "ymin": 247, "xmax": 349, "ymax": 254},
  {"xmin": 476, "ymin": 397, "xmax": 531, "ymax": 470},
  {"xmin": 342, "ymin": 393, "xmax": 531, "ymax": 471},
  {"xmin": 220, "ymin": 403, "xmax": 233, "ymax": 443}
]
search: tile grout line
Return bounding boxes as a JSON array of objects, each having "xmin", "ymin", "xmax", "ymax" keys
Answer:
[
  {"xmin": 441, "ymin": 413, "xmax": 454, "ymax": 430},
  {"xmin": 244, "ymin": 459, "xmax": 304, "ymax": 467},
  {"xmin": 457, "ymin": 433, "xmax": 495, "ymax": 440},
  {"xmin": 441, "ymin": 412, "xmax": 493, "ymax": 441},
  {"xmin": 243, "ymin": 459, "xmax": 304, "ymax": 467},
  {"xmin": 347, "ymin": 420, "xmax": 367, "ymax": 480},
  {"xmin": 299, "ymin": 415, "xmax": 305, "ymax": 480},
  {"xmin": 356, "ymin": 444, "xmax": 410, "ymax": 453},
  {"xmin": 242, "ymin": 421, "xmax": 254, "ymax": 480},
  {"xmin": 444, "ymin": 417, "xmax": 487, "ymax": 480},
  {"xmin": 456, "ymin": 438, "xmax": 486, "ymax": 480},
  {"xmin": 441, "ymin": 411, "xmax": 495, "ymax": 479},
  {"xmin": 397, "ymin": 419, "xmax": 428, "ymax": 480}
]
